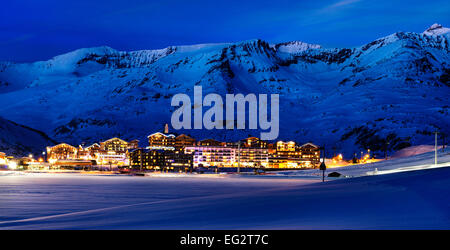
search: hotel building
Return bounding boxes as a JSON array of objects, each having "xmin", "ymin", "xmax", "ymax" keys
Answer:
[
  {"xmin": 184, "ymin": 145, "xmax": 269, "ymax": 168},
  {"xmin": 269, "ymin": 141, "xmax": 320, "ymax": 168},
  {"xmin": 46, "ymin": 137, "xmax": 139, "ymax": 167},
  {"xmin": 148, "ymin": 132, "xmax": 176, "ymax": 148},
  {"xmin": 129, "ymin": 148, "xmax": 193, "ymax": 171}
]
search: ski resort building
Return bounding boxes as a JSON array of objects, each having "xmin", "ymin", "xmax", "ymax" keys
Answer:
[
  {"xmin": 268, "ymin": 142, "xmax": 320, "ymax": 168},
  {"xmin": 47, "ymin": 143, "xmax": 78, "ymax": 161},
  {"xmin": 174, "ymin": 134, "xmax": 197, "ymax": 149},
  {"xmin": 129, "ymin": 148, "xmax": 193, "ymax": 171},
  {"xmin": 184, "ymin": 145, "xmax": 269, "ymax": 168},
  {"xmin": 100, "ymin": 137, "xmax": 137, "ymax": 153},
  {"xmin": 148, "ymin": 132, "xmax": 176, "ymax": 148}
]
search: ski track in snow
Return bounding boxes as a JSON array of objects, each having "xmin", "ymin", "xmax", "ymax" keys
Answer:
[
  {"xmin": 1, "ymin": 166, "xmax": 449, "ymax": 229},
  {"xmin": 1, "ymin": 151, "xmax": 449, "ymax": 229},
  {"xmin": 0, "ymin": 184, "xmax": 306, "ymax": 227}
]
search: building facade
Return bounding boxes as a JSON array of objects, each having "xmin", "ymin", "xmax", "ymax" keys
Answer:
[
  {"xmin": 197, "ymin": 139, "xmax": 223, "ymax": 146},
  {"xmin": 148, "ymin": 132, "xmax": 176, "ymax": 148},
  {"xmin": 268, "ymin": 141, "xmax": 320, "ymax": 168},
  {"xmin": 244, "ymin": 137, "xmax": 267, "ymax": 148},
  {"xmin": 129, "ymin": 148, "xmax": 193, "ymax": 171},
  {"xmin": 184, "ymin": 145, "xmax": 268, "ymax": 168},
  {"xmin": 47, "ymin": 143, "xmax": 78, "ymax": 161},
  {"xmin": 174, "ymin": 134, "xmax": 196, "ymax": 149},
  {"xmin": 46, "ymin": 137, "xmax": 137, "ymax": 168},
  {"xmin": 100, "ymin": 137, "xmax": 130, "ymax": 152}
]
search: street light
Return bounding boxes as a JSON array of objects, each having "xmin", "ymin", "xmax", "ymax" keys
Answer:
[{"xmin": 319, "ymin": 146, "xmax": 327, "ymax": 182}]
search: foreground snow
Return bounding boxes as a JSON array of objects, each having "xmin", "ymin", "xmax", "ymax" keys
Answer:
[{"xmin": 0, "ymin": 163, "xmax": 449, "ymax": 229}]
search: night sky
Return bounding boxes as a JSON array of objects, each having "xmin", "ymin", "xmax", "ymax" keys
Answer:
[{"xmin": 1, "ymin": 0, "xmax": 449, "ymax": 62}]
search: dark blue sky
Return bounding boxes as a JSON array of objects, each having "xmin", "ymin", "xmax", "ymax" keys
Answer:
[{"xmin": 1, "ymin": 0, "xmax": 449, "ymax": 62}]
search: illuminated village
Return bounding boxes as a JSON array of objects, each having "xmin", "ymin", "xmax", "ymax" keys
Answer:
[{"xmin": 0, "ymin": 124, "xmax": 381, "ymax": 173}]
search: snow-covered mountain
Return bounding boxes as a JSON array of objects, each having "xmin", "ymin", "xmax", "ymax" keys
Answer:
[
  {"xmin": 0, "ymin": 24, "xmax": 449, "ymax": 156},
  {"xmin": 0, "ymin": 117, "xmax": 56, "ymax": 156},
  {"xmin": 423, "ymin": 23, "xmax": 450, "ymax": 36}
]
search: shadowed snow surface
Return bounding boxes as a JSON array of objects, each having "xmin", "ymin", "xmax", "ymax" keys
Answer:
[{"xmin": 0, "ymin": 166, "xmax": 449, "ymax": 229}]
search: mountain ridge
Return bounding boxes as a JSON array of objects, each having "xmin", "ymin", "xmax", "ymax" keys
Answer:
[
  {"xmin": 0, "ymin": 24, "xmax": 449, "ymax": 156},
  {"xmin": 0, "ymin": 116, "xmax": 56, "ymax": 156}
]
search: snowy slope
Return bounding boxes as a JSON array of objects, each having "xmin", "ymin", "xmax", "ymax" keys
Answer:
[
  {"xmin": 0, "ymin": 24, "xmax": 449, "ymax": 156},
  {"xmin": 0, "ymin": 117, "xmax": 56, "ymax": 156},
  {"xmin": 277, "ymin": 149, "xmax": 450, "ymax": 177}
]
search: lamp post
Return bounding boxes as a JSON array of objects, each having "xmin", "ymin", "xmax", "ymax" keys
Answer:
[{"xmin": 319, "ymin": 146, "xmax": 327, "ymax": 182}]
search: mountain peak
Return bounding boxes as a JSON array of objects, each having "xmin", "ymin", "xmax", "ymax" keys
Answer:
[
  {"xmin": 274, "ymin": 41, "xmax": 321, "ymax": 53},
  {"xmin": 423, "ymin": 23, "xmax": 450, "ymax": 36}
]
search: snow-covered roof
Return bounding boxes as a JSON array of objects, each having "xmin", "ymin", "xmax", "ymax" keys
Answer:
[
  {"xmin": 176, "ymin": 134, "xmax": 195, "ymax": 140},
  {"xmin": 102, "ymin": 137, "xmax": 128, "ymax": 144},
  {"xmin": 49, "ymin": 143, "xmax": 77, "ymax": 149},
  {"xmin": 300, "ymin": 142, "xmax": 319, "ymax": 148},
  {"xmin": 147, "ymin": 132, "xmax": 175, "ymax": 138},
  {"xmin": 85, "ymin": 143, "xmax": 100, "ymax": 149}
]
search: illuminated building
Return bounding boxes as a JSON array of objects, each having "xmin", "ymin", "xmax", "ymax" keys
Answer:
[
  {"xmin": 184, "ymin": 145, "xmax": 268, "ymax": 168},
  {"xmin": 48, "ymin": 160, "xmax": 93, "ymax": 169},
  {"xmin": 129, "ymin": 148, "xmax": 193, "ymax": 171},
  {"xmin": 244, "ymin": 137, "xmax": 267, "ymax": 148},
  {"xmin": 129, "ymin": 139, "xmax": 139, "ymax": 149},
  {"xmin": 100, "ymin": 137, "xmax": 131, "ymax": 152},
  {"xmin": 96, "ymin": 137, "xmax": 138, "ymax": 166},
  {"xmin": 148, "ymin": 132, "xmax": 176, "ymax": 148},
  {"xmin": 185, "ymin": 146, "xmax": 234, "ymax": 168},
  {"xmin": 234, "ymin": 147, "xmax": 269, "ymax": 168},
  {"xmin": 174, "ymin": 134, "xmax": 196, "ymax": 149},
  {"xmin": 0, "ymin": 152, "xmax": 7, "ymax": 166},
  {"xmin": 269, "ymin": 142, "xmax": 320, "ymax": 168},
  {"xmin": 136, "ymin": 130, "xmax": 195, "ymax": 171},
  {"xmin": 97, "ymin": 151, "xmax": 128, "ymax": 166},
  {"xmin": 46, "ymin": 137, "xmax": 137, "ymax": 168},
  {"xmin": 299, "ymin": 143, "xmax": 321, "ymax": 166},
  {"xmin": 78, "ymin": 143, "xmax": 101, "ymax": 160},
  {"xmin": 47, "ymin": 143, "xmax": 78, "ymax": 160},
  {"xmin": 276, "ymin": 141, "xmax": 296, "ymax": 151},
  {"xmin": 43, "ymin": 134, "xmax": 319, "ymax": 170},
  {"xmin": 129, "ymin": 148, "xmax": 164, "ymax": 170},
  {"xmin": 197, "ymin": 139, "xmax": 223, "ymax": 146},
  {"xmin": 169, "ymin": 149, "xmax": 194, "ymax": 170}
]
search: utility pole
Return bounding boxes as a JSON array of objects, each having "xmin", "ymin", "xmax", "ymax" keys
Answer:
[
  {"xmin": 140, "ymin": 149, "xmax": 143, "ymax": 172},
  {"xmin": 434, "ymin": 131, "xmax": 438, "ymax": 166},
  {"xmin": 237, "ymin": 140, "xmax": 241, "ymax": 174}
]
